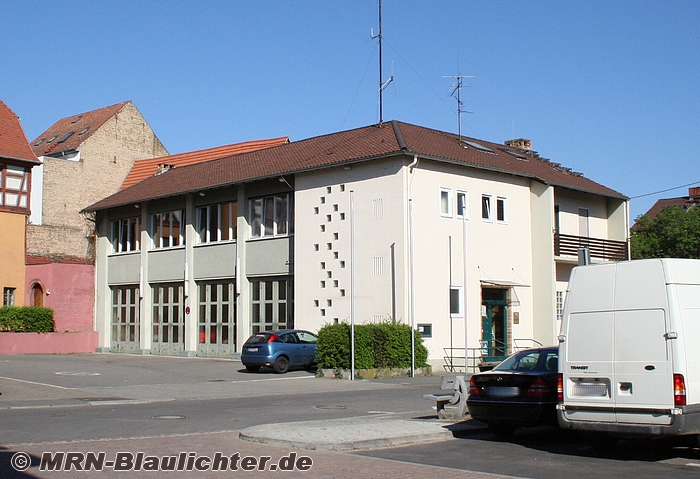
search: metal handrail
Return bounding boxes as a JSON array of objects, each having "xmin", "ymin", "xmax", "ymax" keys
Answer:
[{"xmin": 443, "ymin": 338, "xmax": 544, "ymax": 374}]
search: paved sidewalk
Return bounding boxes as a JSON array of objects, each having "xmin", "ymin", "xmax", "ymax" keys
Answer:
[{"xmin": 3, "ymin": 427, "xmax": 497, "ymax": 479}]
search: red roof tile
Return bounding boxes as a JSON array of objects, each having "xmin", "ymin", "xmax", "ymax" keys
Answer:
[
  {"xmin": 0, "ymin": 100, "xmax": 40, "ymax": 165},
  {"xmin": 31, "ymin": 101, "xmax": 131, "ymax": 157},
  {"xmin": 84, "ymin": 121, "xmax": 626, "ymax": 212},
  {"xmin": 120, "ymin": 137, "xmax": 290, "ymax": 190}
]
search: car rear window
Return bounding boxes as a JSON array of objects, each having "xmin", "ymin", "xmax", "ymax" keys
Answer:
[
  {"xmin": 246, "ymin": 334, "xmax": 272, "ymax": 344},
  {"xmin": 494, "ymin": 349, "xmax": 558, "ymax": 372}
]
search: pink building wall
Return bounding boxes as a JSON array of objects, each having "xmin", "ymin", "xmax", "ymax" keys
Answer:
[{"xmin": 25, "ymin": 263, "xmax": 94, "ymax": 332}]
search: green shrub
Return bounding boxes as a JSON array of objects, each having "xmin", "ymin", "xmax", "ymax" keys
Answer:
[
  {"xmin": 0, "ymin": 307, "xmax": 55, "ymax": 332},
  {"xmin": 316, "ymin": 321, "xmax": 428, "ymax": 369},
  {"xmin": 316, "ymin": 322, "xmax": 351, "ymax": 369}
]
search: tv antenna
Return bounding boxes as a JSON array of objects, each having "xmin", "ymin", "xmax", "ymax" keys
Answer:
[
  {"xmin": 443, "ymin": 74, "xmax": 474, "ymax": 140},
  {"xmin": 371, "ymin": 0, "xmax": 393, "ymax": 124}
]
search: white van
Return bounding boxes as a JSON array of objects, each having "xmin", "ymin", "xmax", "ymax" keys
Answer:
[{"xmin": 557, "ymin": 258, "xmax": 700, "ymax": 439}]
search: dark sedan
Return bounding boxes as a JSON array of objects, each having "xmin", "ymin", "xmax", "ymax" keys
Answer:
[
  {"xmin": 240, "ymin": 329, "xmax": 317, "ymax": 374},
  {"xmin": 467, "ymin": 347, "xmax": 559, "ymax": 436}
]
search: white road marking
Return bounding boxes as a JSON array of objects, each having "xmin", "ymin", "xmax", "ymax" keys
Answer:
[{"xmin": 0, "ymin": 376, "xmax": 73, "ymax": 390}]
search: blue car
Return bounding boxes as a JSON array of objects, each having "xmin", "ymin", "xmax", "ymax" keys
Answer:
[{"xmin": 240, "ymin": 329, "xmax": 317, "ymax": 374}]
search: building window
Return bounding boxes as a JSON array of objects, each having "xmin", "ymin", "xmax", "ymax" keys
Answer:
[
  {"xmin": 197, "ymin": 202, "xmax": 237, "ymax": 244},
  {"xmin": 111, "ymin": 217, "xmax": 141, "ymax": 253},
  {"xmin": 250, "ymin": 194, "xmax": 293, "ymax": 238},
  {"xmin": 3, "ymin": 287, "xmax": 16, "ymax": 306},
  {"xmin": 556, "ymin": 291, "xmax": 564, "ymax": 322},
  {"xmin": 457, "ymin": 191, "xmax": 468, "ymax": 218},
  {"xmin": 450, "ymin": 286, "xmax": 463, "ymax": 317},
  {"xmin": 250, "ymin": 278, "xmax": 294, "ymax": 333},
  {"xmin": 152, "ymin": 210, "xmax": 184, "ymax": 249},
  {"xmin": 481, "ymin": 195, "xmax": 492, "ymax": 221},
  {"xmin": 0, "ymin": 163, "xmax": 30, "ymax": 210},
  {"xmin": 440, "ymin": 188, "xmax": 452, "ymax": 217},
  {"xmin": 496, "ymin": 196, "xmax": 508, "ymax": 223}
]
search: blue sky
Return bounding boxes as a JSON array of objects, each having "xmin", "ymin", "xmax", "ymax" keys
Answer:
[{"xmin": 2, "ymin": 1, "xmax": 699, "ymax": 219}]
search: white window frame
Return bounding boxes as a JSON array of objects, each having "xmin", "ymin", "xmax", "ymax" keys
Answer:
[
  {"xmin": 151, "ymin": 210, "xmax": 185, "ymax": 249},
  {"xmin": 196, "ymin": 202, "xmax": 237, "ymax": 244},
  {"xmin": 496, "ymin": 196, "xmax": 508, "ymax": 224},
  {"xmin": 456, "ymin": 190, "xmax": 469, "ymax": 219},
  {"xmin": 440, "ymin": 187, "xmax": 453, "ymax": 218},
  {"xmin": 481, "ymin": 194, "xmax": 493, "ymax": 222},
  {"xmin": 249, "ymin": 194, "xmax": 293, "ymax": 238},
  {"xmin": 556, "ymin": 291, "xmax": 564, "ymax": 322},
  {"xmin": 111, "ymin": 217, "xmax": 141, "ymax": 253},
  {"xmin": 449, "ymin": 285, "xmax": 463, "ymax": 318},
  {"xmin": 3, "ymin": 287, "xmax": 16, "ymax": 306}
]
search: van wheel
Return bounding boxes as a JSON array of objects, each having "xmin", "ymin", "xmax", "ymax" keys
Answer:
[
  {"xmin": 273, "ymin": 356, "xmax": 290, "ymax": 374},
  {"xmin": 488, "ymin": 424, "xmax": 516, "ymax": 438}
]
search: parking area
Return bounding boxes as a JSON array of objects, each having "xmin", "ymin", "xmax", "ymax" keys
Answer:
[{"xmin": 0, "ymin": 353, "xmax": 417, "ymax": 409}]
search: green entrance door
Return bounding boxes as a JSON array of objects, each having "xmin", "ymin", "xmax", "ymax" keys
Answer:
[{"xmin": 481, "ymin": 288, "xmax": 508, "ymax": 362}]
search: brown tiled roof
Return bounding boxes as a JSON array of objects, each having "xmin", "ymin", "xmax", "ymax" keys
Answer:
[
  {"xmin": 0, "ymin": 100, "xmax": 40, "ymax": 165},
  {"xmin": 120, "ymin": 137, "xmax": 290, "ymax": 190},
  {"xmin": 84, "ymin": 121, "xmax": 626, "ymax": 212},
  {"xmin": 639, "ymin": 197, "xmax": 697, "ymax": 221},
  {"xmin": 31, "ymin": 101, "xmax": 130, "ymax": 157}
]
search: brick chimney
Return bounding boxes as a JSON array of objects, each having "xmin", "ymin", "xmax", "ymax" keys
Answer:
[
  {"xmin": 690, "ymin": 187, "xmax": 700, "ymax": 200},
  {"xmin": 504, "ymin": 138, "xmax": 532, "ymax": 151}
]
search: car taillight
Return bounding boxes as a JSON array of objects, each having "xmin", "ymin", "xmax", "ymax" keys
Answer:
[
  {"xmin": 526, "ymin": 378, "xmax": 550, "ymax": 397},
  {"xmin": 557, "ymin": 373, "xmax": 563, "ymax": 402},
  {"xmin": 266, "ymin": 334, "xmax": 278, "ymax": 343},
  {"xmin": 468, "ymin": 376, "xmax": 480, "ymax": 396},
  {"xmin": 674, "ymin": 374, "xmax": 687, "ymax": 407}
]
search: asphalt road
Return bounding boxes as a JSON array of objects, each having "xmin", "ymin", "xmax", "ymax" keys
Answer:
[{"xmin": 1, "ymin": 353, "xmax": 700, "ymax": 479}]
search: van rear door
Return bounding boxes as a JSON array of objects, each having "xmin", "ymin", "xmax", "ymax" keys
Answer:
[
  {"xmin": 563, "ymin": 311, "xmax": 615, "ymax": 423},
  {"xmin": 613, "ymin": 309, "xmax": 673, "ymax": 425}
]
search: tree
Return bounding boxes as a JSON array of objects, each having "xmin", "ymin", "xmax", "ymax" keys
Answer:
[{"xmin": 631, "ymin": 205, "xmax": 700, "ymax": 259}]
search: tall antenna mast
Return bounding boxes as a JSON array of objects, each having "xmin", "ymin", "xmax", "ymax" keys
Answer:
[
  {"xmin": 444, "ymin": 74, "xmax": 474, "ymax": 140},
  {"xmin": 372, "ymin": 0, "xmax": 393, "ymax": 124}
]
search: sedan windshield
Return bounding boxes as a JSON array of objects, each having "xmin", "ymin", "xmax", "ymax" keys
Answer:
[{"xmin": 493, "ymin": 349, "xmax": 558, "ymax": 372}]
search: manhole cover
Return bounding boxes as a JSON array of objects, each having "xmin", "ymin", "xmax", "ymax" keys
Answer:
[
  {"xmin": 207, "ymin": 379, "xmax": 226, "ymax": 382},
  {"xmin": 314, "ymin": 404, "xmax": 347, "ymax": 410},
  {"xmin": 153, "ymin": 415, "xmax": 189, "ymax": 420}
]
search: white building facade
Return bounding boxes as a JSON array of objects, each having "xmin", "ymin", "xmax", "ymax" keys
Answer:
[{"xmin": 86, "ymin": 122, "xmax": 629, "ymax": 369}]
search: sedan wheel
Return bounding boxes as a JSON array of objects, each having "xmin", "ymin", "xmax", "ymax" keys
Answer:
[
  {"xmin": 245, "ymin": 365, "xmax": 260, "ymax": 373},
  {"xmin": 273, "ymin": 356, "xmax": 290, "ymax": 374}
]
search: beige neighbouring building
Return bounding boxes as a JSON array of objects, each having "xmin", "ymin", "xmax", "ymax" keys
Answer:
[
  {"xmin": 84, "ymin": 121, "xmax": 629, "ymax": 369},
  {"xmin": 26, "ymin": 101, "xmax": 169, "ymax": 333}
]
